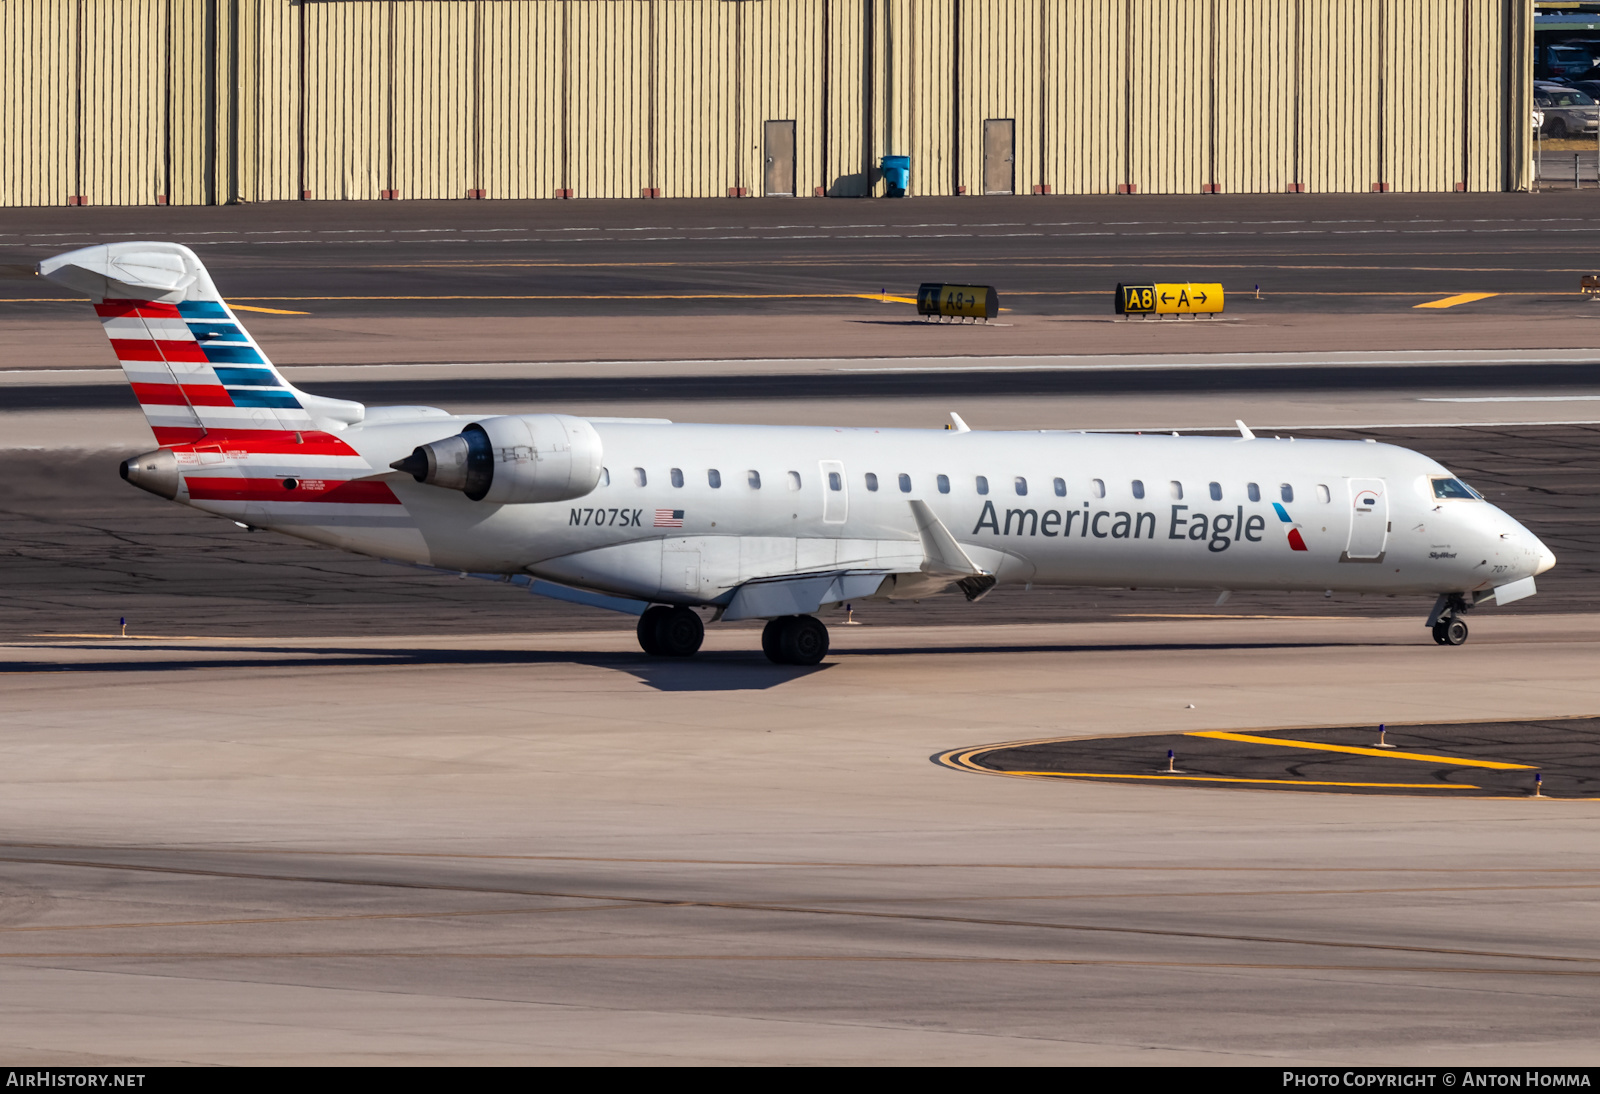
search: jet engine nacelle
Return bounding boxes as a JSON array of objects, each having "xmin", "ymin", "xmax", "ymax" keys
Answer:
[{"xmin": 392, "ymin": 414, "xmax": 604, "ymax": 504}]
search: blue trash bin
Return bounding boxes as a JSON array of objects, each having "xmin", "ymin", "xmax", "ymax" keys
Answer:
[{"xmin": 881, "ymin": 155, "xmax": 910, "ymax": 197}]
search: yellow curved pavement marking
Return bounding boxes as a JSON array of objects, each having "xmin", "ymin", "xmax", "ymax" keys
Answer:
[
  {"xmin": 1187, "ymin": 730, "xmax": 1533, "ymax": 770},
  {"xmin": 998, "ymin": 771, "xmax": 1476, "ymax": 790}
]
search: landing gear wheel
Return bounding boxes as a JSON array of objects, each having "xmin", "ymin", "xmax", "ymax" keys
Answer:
[
  {"xmin": 654, "ymin": 606, "xmax": 705, "ymax": 657},
  {"xmin": 761, "ymin": 618, "xmax": 785, "ymax": 662},
  {"xmin": 1432, "ymin": 621, "xmax": 1449, "ymax": 645},
  {"xmin": 761, "ymin": 615, "xmax": 830, "ymax": 665},
  {"xmin": 764, "ymin": 614, "xmax": 829, "ymax": 666},
  {"xmin": 1440, "ymin": 618, "xmax": 1469, "ymax": 646},
  {"xmin": 637, "ymin": 606, "xmax": 672, "ymax": 655}
]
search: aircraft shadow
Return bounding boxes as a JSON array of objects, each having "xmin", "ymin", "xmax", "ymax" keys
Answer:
[
  {"xmin": 837, "ymin": 640, "xmax": 1350, "ymax": 656},
  {"xmin": 623, "ymin": 653, "xmax": 833, "ymax": 692},
  {"xmin": 1, "ymin": 644, "xmax": 832, "ymax": 692}
]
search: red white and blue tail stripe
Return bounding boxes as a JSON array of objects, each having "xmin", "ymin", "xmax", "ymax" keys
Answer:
[
  {"xmin": 95, "ymin": 296, "xmax": 322, "ymax": 445},
  {"xmin": 39, "ymin": 242, "xmax": 362, "ymax": 446},
  {"xmin": 40, "ymin": 242, "xmax": 413, "ymax": 531}
]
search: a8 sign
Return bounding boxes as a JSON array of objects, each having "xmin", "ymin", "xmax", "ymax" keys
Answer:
[
  {"xmin": 1114, "ymin": 281, "xmax": 1225, "ymax": 316},
  {"xmin": 1116, "ymin": 283, "xmax": 1157, "ymax": 314}
]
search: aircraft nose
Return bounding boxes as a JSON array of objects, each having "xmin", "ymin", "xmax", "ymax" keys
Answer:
[{"xmin": 1534, "ymin": 539, "xmax": 1557, "ymax": 576}]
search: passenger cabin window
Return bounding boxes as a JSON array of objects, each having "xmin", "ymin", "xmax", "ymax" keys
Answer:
[
  {"xmin": 1170, "ymin": 481, "xmax": 1184, "ymax": 500},
  {"xmin": 1247, "ymin": 482, "xmax": 1261, "ymax": 502},
  {"xmin": 787, "ymin": 471, "xmax": 802, "ymax": 490},
  {"xmin": 670, "ymin": 468, "xmax": 684, "ymax": 488},
  {"xmin": 748, "ymin": 470, "xmax": 761, "ymax": 489},
  {"xmin": 898, "ymin": 473, "xmax": 912, "ymax": 493},
  {"xmin": 1014, "ymin": 476, "xmax": 1027, "ymax": 496},
  {"xmin": 1209, "ymin": 482, "xmax": 1222, "ymax": 501},
  {"xmin": 1131, "ymin": 479, "xmax": 1145, "ymax": 500},
  {"xmin": 599, "ymin": 468, "xmax": 611, "ymax": 487},
  {"xmin": 937, "ymin": 474, "xmax": 951, "ymax": 494},
  {"xmin": 1431, "ymin": 477, "xmax": 1480, "ymax": 500},
  {"xmin": 1316, "ymin": 484, "xmax": 1331, "ymax": 503},
  {"xmin": 865, "ymin": 472, "xmax": 879, "ymax": 492},
  {"xmin": 1091, "ymin": 478, "xmax": 1106, "ymax": 499},
  {"xmin": 633, "ymin": 467, "xmax": 647, "ymax": 487},
  {"xmin": 828, "ymin": 471, "xmax": 842, "ymax": 491},
  {"xmin": 1280, "ymin": 483, "xmax": 1294, "ymax": 503},
  {"xmin": 976, "ymin": 476, "xmax": 989, "ymax": 495},
  {"xmin": 707, "ymin": 469, "xmax": 721, "ymax": 489},
  {"xmin": 1053, "ymin": 477, "xmax": 1066, "ymax": 497}
]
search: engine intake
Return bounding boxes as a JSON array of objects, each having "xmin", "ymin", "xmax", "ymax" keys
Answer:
[{"xmin": 391, "ymin": 414, "xmax": 604, "ymax": 504}]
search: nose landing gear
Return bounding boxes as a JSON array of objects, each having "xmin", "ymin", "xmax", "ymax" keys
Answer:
[
  {"xmin": 761, "ymin": 614, "xmax": 830, "ymax": 665},
  {"xmin": 1426, "ymin": 593, "xmax": 1473, "ymax": 646}
]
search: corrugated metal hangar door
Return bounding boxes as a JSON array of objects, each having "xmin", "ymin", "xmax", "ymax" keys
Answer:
[{"xmin": 0, "ymin": 0, "xmax": 1532, "ymax": 206}]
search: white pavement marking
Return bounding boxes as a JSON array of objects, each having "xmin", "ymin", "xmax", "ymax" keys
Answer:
[{"xmin": 1420, "ymin": 395, "xmax": 1600, "ymax": 403}]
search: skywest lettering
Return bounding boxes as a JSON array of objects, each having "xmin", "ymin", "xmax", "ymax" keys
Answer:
[{"xmin": 972, "ymin": 501, "xmax": 1267, "ymax": 553}]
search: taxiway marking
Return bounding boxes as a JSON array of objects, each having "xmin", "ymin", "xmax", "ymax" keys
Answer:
[
  {"xmin": 1187, "ymin": 730, "xmax": 1535, "ymax": 770},
  {"xmin": 1413, "ymin": 292, "xmax": 1501, "ymax": 308},
  {"xmin": 995, "ymin": 771, "xmax": 1477, "ymax": 789}
]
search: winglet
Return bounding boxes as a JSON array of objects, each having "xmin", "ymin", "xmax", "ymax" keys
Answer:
[
  {"xmin": 948, "ymin": 412, "xmax": 971, "ymax": 433},
  {"xmin": 1235, "ymin": 419, "xmax": 1256, "ymax": 440}
]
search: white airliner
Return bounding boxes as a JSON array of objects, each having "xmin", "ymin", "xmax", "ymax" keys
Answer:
[{"xmin": 42, "ymin": 242, "xmax": 1555, "ymax": 663}]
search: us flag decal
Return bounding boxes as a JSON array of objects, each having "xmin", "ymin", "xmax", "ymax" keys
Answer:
[{"xmin": 654, "ymin": 509, "xmax": 685, "ymax": 528}]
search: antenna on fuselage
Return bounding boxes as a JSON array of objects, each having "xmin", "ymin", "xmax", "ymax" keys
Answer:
[
  {"xmin": 1235, "ymin": 419, "xmax": 1256, "ymax": 440},
  {"xmin": 948, "ymin": 412, "xmax": 971, "ymax": 433}
]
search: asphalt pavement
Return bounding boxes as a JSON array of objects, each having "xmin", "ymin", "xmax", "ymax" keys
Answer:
[{"xmin": 5, "ymin": 192, "xmax": 1600, "ymax": 319}]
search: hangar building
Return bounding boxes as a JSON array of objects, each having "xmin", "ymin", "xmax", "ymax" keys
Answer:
[{"xmin": 0, "ymin": 0, "xmax": 1533, "ymax": 205}]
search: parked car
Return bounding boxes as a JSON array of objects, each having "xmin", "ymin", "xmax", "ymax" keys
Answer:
[
  {"xmin": 1534, "ymin": 83, "xmax": 1600, "ymax": 137},
  {"xmin": 1540, "ymin": 43, "xmax": 1595, "ymax": 79},
  {"xmin": 1570, "ymin": 79, "xmax": 1600, "ymax": 103}
]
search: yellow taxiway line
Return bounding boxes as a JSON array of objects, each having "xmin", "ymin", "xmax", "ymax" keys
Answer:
[
  {"xmin": 1187, "ymin": 730, "xmax": 1534, "ymax": 770},
  {"xmin": 230, "ymin": 304, "xmax": 310, "ymax": 315},
  {"xmin": 1414, "ymin": 292, "xmax": 1499, "ymax": 309},
  {"xmin": 1001, "ymin": 771, "xmax": 1477, "ymax": 790}
]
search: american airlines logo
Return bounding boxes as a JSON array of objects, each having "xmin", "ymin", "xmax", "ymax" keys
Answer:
[
  {"xmin": 1273, "ymin": 502, "xmax": 1310, "ymax": 552},
  {"xmin": 972, "ymin": 500, "xmax": 1306, "ymax": 554}
]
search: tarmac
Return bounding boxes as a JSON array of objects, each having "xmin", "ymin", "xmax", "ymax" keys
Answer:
[
  {"xmin": 1, "ymin": 194, "xmax": 1599, "ymax": 1064},
  {"xmin": 3, "ymin": 617, "xmax": 1599, "ymax": 1065}
]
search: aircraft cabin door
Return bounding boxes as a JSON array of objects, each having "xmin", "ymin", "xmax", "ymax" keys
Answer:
[
  {"xmin": 1345, "ymin": 478, "xmax": 1389, "ymax": 560},
  {"xmin": 819, "ymin": 460, "xmax": 848, "ymax": 524},
  {"xmin": 764, "ymin": 120, "xmax": 796, "ymax": 197}
]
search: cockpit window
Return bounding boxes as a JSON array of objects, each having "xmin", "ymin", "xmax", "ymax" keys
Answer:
[{"xmin": 1431, "ymin": 477, "xmax": 1482, "ymax": 500}]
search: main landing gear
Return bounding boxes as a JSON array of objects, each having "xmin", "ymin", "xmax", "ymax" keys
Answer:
[
  {"xmin": 761, "ymin": 614, "xmax": 830, "ymax": 666},
  {"xmin": 1428, "ymin": 593, "xmax": 1472, "ymax": 647},
  {"xmin": 633, "ymin": 607, "xmax": 831, "ymax": 665},
  {"xmin": 637, "ymin": 605, "xmax": 705, "ymax": 657}
]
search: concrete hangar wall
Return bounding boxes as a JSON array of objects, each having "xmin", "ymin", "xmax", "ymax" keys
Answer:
[{"xmin": 1, "ymin": 0, "xmax": 1532, "ymax": 207}]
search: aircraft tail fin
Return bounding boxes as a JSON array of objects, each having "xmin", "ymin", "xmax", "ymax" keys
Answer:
[{"xmin": 39, "ymin": 242, "xmax": 362, "ymax": 445}]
